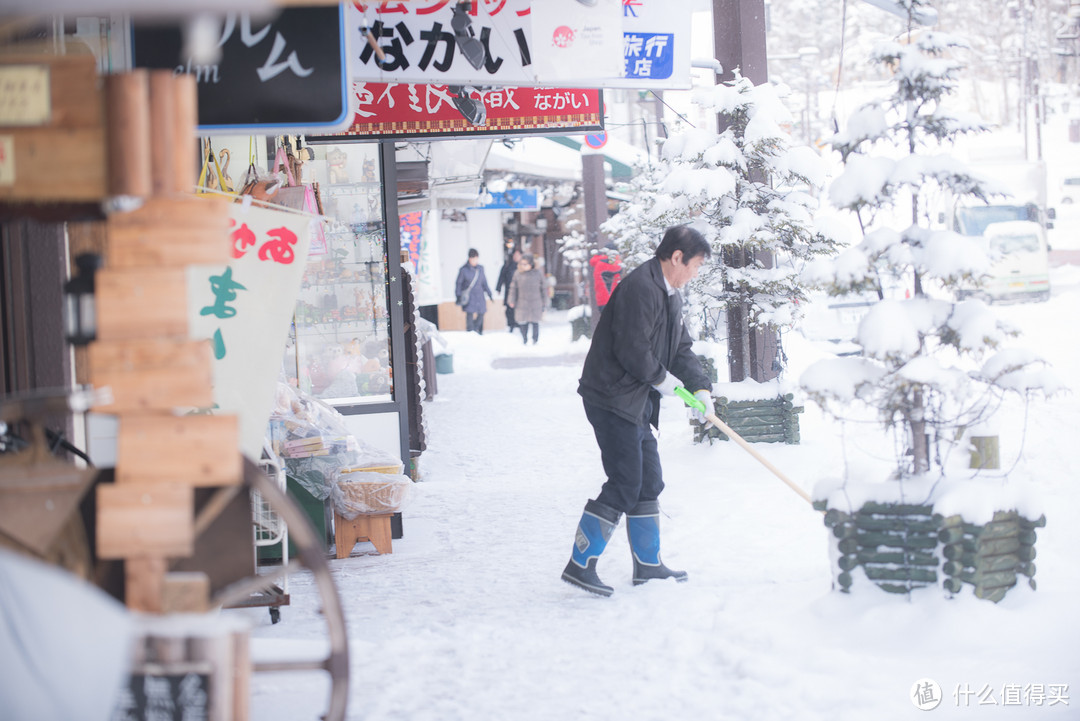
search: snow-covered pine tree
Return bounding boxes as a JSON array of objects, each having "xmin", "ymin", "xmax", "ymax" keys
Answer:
[
  {"xmin": 659, "ymin": 74, "xmax": 839, "ymax": 358},
  {"xmin": 601, "ymin": 159, "xmax": 686, "ymax": 274},
  {"xmin": 800, "ymin": 0, "xmax": 1060, "ymax": 478}
]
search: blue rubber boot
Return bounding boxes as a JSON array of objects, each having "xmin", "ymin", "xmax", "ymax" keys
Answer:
[
  {"xmin": 561, "ymin": 499, "xmax": 621, "ymax": 597},
  {"xmin": 627, "ymin": 500, "xmax": 688, "ymax": 585}
]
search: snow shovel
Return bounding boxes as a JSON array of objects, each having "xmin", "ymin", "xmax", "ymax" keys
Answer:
[{"xmin": 674, "ymin": 386, "xmax": 813, "ymax": 505}]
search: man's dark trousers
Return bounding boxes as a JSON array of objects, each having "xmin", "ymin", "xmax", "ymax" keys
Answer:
[{"xmin": 583, "ymin": 399, "xmax": 664, "ymax": 513}]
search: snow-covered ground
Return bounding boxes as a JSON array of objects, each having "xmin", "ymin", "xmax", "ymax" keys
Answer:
[{"xmin": 240, "ymin": 264, "xmax": 1080, "ymax": 721}]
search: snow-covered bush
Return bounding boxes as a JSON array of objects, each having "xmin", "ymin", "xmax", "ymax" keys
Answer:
[
  {"xmin": 800, "ymin": 1, "xmax": 1062, "ymax": 479},
  {"xmin": 601, "ymin": 160, "xmax": 682, "ymax": 272}
]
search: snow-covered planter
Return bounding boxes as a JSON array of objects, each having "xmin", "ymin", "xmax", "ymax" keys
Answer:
[
  {"xmin": 694, "ymin": 388, "xmax": 804, "ymax": 445},
  {"xmin": 814, "ymin": 478, "xmax": 1044, "ymax": 602},
  {"xmin": 568, "ymin": 304, "xmax": 591, "ymax": 341}
]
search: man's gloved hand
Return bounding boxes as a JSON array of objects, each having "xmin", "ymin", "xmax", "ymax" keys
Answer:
[
  {"xmin": 651, "ymin": 373, "xmax": 679, "ymax": 397},
  {"xmin": 690, "ymin": 389, "xmax": 713, "ymax": 423}
]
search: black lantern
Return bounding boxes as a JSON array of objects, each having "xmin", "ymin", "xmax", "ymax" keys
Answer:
[{"xmin": 63, "ymin": 253, "xmax": 102, "ymax": 346}]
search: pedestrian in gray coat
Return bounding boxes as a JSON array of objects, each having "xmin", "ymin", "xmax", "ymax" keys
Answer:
[{"xmin": 508, "ymin": 254, "xmax": 546, "ymax": 344}]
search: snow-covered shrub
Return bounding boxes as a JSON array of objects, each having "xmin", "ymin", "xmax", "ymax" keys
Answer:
[{"xmin": 800, "ymin": 1, "xmax": 1062, "ymax": 479}]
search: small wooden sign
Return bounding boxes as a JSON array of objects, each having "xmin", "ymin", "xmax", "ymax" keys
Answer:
[
  {"xmin": 0, "ymin": 65, "xmax": 51, "ymax": 126},
  {"xmin": 114, "ymin": 667, "xmax": 212, "ymax": 720}
]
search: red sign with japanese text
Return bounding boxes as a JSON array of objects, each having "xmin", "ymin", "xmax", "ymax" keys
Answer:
[{"xmin": 309, "ymin": 82, "xmax": 603, "ymax": 141}]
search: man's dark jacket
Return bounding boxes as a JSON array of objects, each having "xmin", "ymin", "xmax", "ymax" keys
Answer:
[{"xmin": 578, "ymin": 257, "xmax": 711, "ymax": 427}]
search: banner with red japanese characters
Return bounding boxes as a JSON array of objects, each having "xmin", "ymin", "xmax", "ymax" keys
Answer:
[
  {"xmin": 309, "ymin": 83, "xmax": 602, "ymax": 140},
  {"xmin": 187, "ymin": 202, "xmax": 313, "ymax": 459}
]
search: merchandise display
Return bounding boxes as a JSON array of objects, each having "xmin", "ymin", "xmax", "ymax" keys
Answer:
[{"xmin": 282, "ymin": 143, "xmax": 394, "ymax": 404}]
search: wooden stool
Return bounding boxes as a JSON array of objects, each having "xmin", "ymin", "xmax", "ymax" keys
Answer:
[{"xmin": 333, "ymin": 511, "xmax": 393, "ymax": 558}]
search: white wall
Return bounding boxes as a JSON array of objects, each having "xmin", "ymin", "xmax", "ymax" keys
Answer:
[{"xmin": 437, "ymin": 210, "xmax": 505, "ymax": 304}]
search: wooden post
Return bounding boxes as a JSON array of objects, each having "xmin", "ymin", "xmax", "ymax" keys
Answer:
[
  {"xmin": 171, "ymin": 73, "xmax": 199, "ymax": 193},
  {"xmin": 148, "ymin": 70, "xmax": 176, "ymax": 196},
  {"xmin": 105, "ymin": 71, "xmax": 152, "ymax": 197},
  {"xmin": 125, "ymin": 555, "xmax": 168, "ymax": 613}
]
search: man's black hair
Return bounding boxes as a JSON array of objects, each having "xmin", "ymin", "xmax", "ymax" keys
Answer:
[
  {"xmin": 468, "ymin": 248, "xmax": 479, "ymax": 258},
  {"xmin": 654, "ymin": 225, "xmax": 711, "ymax": 263}
]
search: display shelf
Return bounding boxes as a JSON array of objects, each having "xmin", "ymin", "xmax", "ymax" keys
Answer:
[{"xmin": 283, "ymin": 143, "xmax": 393, "ymax": 405}]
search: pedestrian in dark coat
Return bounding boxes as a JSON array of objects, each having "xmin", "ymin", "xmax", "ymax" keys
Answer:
[
  {"xmin": 507, "ymin": 254, "xmax": 545, "ymax": 344},
  {"xmin": 496, "ymin": 248, "xmax": 521, "ymax": 331},
  {"xmin": 562, "ymin": 225, "xmax": 715, "ymax": 597},
  {"xmin": 455, "ymin": 248, "xmax": 493, "ymax": 334}
]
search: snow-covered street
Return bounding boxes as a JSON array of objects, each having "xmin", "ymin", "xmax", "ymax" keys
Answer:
[{"xmin": 242, "ymin": 265, "xmax": 1080, "ymax": 721}]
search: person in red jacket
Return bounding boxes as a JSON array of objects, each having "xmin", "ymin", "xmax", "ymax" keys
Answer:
[{"xmin": 589, "ymin": 243, "xmax": 622, "ymax": 312}]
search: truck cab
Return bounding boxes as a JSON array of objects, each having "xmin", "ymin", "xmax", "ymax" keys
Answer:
[{"xmin": 957, "ymin": 218, "xmax": 1050, "ymax": 302}]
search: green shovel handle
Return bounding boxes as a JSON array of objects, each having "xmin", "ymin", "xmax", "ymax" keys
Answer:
[{"xmin": 674, "ymin": 385, "xmax": 706, "ymax": 412}]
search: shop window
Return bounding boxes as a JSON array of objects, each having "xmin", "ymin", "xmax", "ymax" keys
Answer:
[{"xmin": 282, "ymin": 143, "xmax": 393, "ymax": 404}]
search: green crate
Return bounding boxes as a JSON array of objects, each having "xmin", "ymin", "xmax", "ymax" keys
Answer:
[{"xmin": 257, "ymin": 476, "xmax": 331, "ymax": 562}]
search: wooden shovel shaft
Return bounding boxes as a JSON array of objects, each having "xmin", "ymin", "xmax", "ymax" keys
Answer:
[{"xmin": 704, "ymin": 411, "xmax": 813, "ymax": 505}]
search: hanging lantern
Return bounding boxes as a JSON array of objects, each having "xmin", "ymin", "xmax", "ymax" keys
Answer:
[{"xmin": 63, "ymin": 253, "xmax": 102, "ymax": 346}]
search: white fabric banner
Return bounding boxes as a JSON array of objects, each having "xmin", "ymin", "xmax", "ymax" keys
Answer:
[{"xmin": 187, "ymin": 201, "xmax": 312, "ymax": 459}]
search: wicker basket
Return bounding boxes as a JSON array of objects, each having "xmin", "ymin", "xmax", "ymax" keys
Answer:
[{"xmin": 335, "ymin": 470, "xmax": 411, "ymax": 515}]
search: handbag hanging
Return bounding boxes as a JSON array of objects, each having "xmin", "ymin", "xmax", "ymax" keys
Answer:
[{"xmin": 457, "ymin": 268, "xmax": 479, "ymax": 307}]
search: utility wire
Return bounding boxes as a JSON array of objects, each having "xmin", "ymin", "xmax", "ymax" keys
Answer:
[{"xmin": 649, "ymin": 90, "xmax": 695, "ymax": 129}]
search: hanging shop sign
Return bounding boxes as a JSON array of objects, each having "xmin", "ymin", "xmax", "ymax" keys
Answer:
[
  {"xmin": 470, "ymin": 188, "xmax": 539, "ymax": 210},
  {"xmin": 187, "ymin": 202, "xmax": 313, "ymax": 459},
  {"xmin": 347, "ymin": 0, "xmax": 692, "ymax": 89},
  {"xmin": 307, "ymin": 83, "xmax": 602, "ymax": 141},
  {"xmin": 132, "ymin": 6, "xmax": 349, "ymax": 133}
]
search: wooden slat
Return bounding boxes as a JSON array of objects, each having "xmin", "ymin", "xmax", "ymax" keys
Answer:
[
  {"xmin": 125, "ymin": 555, "xmax": 168, "ymax": 613},
  {"xmin": 97, "ymin": 483, "xmax": 194, "ymax": 559},
  {"xmin": 116, "ymin": 414, "xmax": 242, "ymax": 487},
  {"xmin": 0, "ymin": 126, "xmax": 108, "ymax": 201},
  {"xmin": 88, "ymin": 339, "xmax": 214, "ymax": 412},
  {"xmin": 106, "ymin": 196, "xmax": 232, "ymax": 268},
  {"xmin": 96, "ymin": 267, "xmax": 189, "ymax": 341}
]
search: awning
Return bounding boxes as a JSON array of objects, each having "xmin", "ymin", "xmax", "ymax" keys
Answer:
[{"xmin": 484, "ymin": 138, "xmax": 582, "ymax": 182}]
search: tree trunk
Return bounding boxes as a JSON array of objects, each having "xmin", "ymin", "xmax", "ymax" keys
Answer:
[{"xmin": 906, "ymin": 389, "xmax": 930, "ymax": 474}]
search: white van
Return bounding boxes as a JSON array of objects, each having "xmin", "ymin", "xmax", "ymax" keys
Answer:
[{"xmin": 971, "ymin": 220, "xmax": 1051, "ymax": 302}]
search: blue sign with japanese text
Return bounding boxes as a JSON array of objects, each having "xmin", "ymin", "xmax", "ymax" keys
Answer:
[
  {"xmin": 623, "ymin": 33, "xmax": 675, "ymax": 80},
  {"xmin": 470, "ymin": 188, "xmax": 540, "ymax": 211}
]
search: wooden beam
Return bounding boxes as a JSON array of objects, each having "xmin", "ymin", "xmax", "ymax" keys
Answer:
[
  {"xmin": 96, "ymin": 267, "xmax": 189, "ymax": 341},
  {"xmin": 115, "ymin": 414, "xmax": 242, "ymax": 487},
  {"xmin": 89, "ymin": 338, "xmax": 214, "ymax": 412},
  {"xmin": 97, "ymin": 483, "xmax": 194, "ymax": 559}
]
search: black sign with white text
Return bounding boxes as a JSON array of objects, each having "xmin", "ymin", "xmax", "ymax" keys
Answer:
[{"xmin": 133, "ymin": 6, "xmax": 348, "ymax": 133}]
